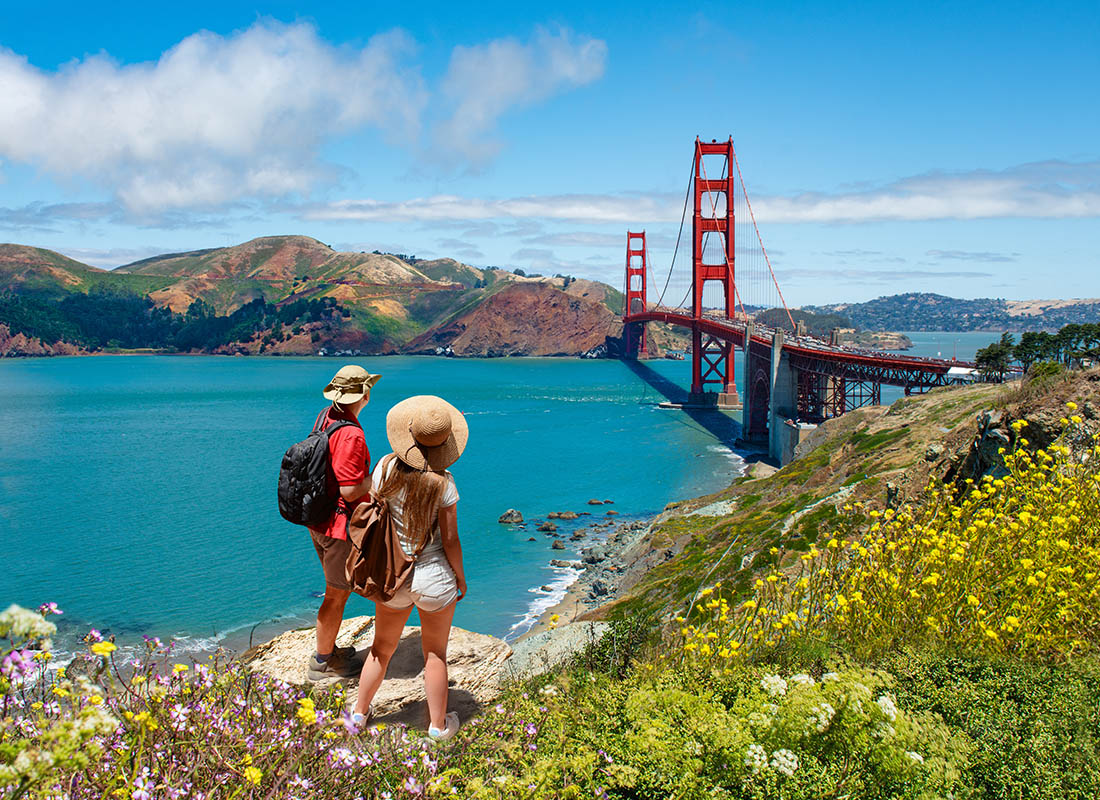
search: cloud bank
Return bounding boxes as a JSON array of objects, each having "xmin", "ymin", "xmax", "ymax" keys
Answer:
[
  {"xmin": 309, "ymin": 160, "xmax": 1100, "ymax": 225},
  {"xmin": 0, "ymin": 23, "xmax": 606, "ymax": 213},
  {"xmin": 0, "ymin": 23, "xmax": 427, "ymax": 212}
]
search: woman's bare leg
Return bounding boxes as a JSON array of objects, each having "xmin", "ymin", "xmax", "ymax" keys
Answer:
[
  {"xmin": 354, "ymin": 603, "xmax": 413, "ymax": 715},
  {"xmin": 418, "ymin": 600, "xmax": 457, "ymax": 730}
]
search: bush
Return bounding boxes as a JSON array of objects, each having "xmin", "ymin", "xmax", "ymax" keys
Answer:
[{"xmin": 885, "ymin": 649, "xmax": 1100, "ymax": 800}]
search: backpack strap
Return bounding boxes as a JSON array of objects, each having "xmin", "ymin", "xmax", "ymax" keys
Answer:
[
  {"xmin": 374, "ymin": 453, "xmax": 435, "ymax": 559},
  {"xmin": 313, "ymin": 408, "xmax": 361, "ymax": 436}
]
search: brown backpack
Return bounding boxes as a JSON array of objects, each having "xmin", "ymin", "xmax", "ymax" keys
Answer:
[{"xmin": 344, "ymin": 456, "xmax": 426, "ymax": 603}]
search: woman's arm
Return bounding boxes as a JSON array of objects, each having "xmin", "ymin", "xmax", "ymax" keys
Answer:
[{"xmin": 438, "ymin": 504, "xmax": 466, "ymax": 600}]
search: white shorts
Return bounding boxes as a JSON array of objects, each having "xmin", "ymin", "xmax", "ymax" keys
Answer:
[{"xmin": 381, "ymin": 556, "xmax": 458, "ymax": 613}]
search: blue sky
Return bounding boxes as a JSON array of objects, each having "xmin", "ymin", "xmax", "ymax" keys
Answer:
[{"xmin": 0, "ymin": 0, "xmax": 1096, "ymax": 305}]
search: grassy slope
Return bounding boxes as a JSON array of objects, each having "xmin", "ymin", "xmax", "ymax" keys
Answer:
[{"xmin": 599, "ymin": 382, "xmax": 1007, "ymax": 622}]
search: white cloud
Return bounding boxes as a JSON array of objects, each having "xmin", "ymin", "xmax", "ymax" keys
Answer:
[
  {"xmin": 776, "ymin": 267, "xmax": 995, "ymax": 283},
  {"xmin": 0, "ymin": 22, "xmax": 426, "ymax": 211},
  {"xmin": 755, "ymin": 161, "xmax": 1100, "ymax": 223},
  {"xmin": 305, "ymin": 160, "xmax": 1100, "ymax": 226},
  {"xmin": 436, "ymin": 28, "xmax": 607, "ymax": 162},
  {"xmin": 926, "ymin": 249, "xmax": 1018, "ymax": 263},
  {"xmin": 56, "ymin": 245, "xmax": 170, "ymax": 269},
  {"xmin": 523, "ymin": 231, "xmax": 623, "ymax": 247},
  {"xmin": 304, "ymin": 192, "xmax": 677, "ymax": 223}
]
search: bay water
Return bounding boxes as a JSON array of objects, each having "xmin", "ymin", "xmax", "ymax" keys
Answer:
[{"xmin": 0, "ymin": 355, "xmax": 745, "ymax": 658}]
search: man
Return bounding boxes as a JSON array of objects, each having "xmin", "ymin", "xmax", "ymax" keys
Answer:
[{"xmin": 307, "ymin": 364, "xmax": 381, "ymax": 681}]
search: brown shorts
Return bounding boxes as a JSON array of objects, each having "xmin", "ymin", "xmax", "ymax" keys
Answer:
[{"xmin": 311, "ymin": 529, "xmax": 352, "ymax": 591}]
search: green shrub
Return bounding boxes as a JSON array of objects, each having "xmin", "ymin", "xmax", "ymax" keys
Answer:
[{"xmin": 885, "ymin": 650, "xmax": 1100, "ymax": 800}]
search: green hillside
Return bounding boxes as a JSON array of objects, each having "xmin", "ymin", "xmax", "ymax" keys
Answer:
[{"xmin": 0, "ymin": 237, "xmax": 627, "ymax": 357}]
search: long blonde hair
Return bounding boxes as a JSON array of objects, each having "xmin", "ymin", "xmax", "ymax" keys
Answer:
[{"xmin": 375, "ymin": 454, "xmax": 447, "ymax": 551}]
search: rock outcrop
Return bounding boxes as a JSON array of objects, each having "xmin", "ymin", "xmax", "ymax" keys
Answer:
[
  {"xmin": 0, "ymin": 324, "xmax": 86, "ymax": 357},
  {"xmin": 241, "ymin": 616, "xmax": 511, "ymax": 728},
  {"xmin": 498, "ymin": 509, "xmax": 523, "ymax": 524},
  {"xmin": 406, "ymin": 283, "xmax": 620, "ymax": 357}
]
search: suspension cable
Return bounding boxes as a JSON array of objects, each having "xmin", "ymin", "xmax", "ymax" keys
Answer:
[
  {"xmin": 731, "ymin": 142, "xmax": 796, "ymax": 331},
  {"xmin": 698, "ymin": 150, "xmax": 748, "ymax": 319},
  {"xmin": 651, "ymin": 155, "xmax": 695, "ymax": 308}
]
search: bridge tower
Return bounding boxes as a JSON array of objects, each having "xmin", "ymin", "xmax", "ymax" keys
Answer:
[
  {"xmin": 623, "ymin": 231, "xmax": 649, "ymax": 357},
  {"xmin": 690, "ymin": 137, "xmax": 741, "ymax": 408}
]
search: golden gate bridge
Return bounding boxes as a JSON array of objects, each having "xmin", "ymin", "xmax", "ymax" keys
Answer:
[{"xmin": 621, "ymin": 137, "xmax": 978, "ymax": 463}]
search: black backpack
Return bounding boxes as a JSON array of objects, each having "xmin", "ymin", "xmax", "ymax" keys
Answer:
[{"xmin": 277, "ymin": 410, "xmax": 359, "ymax": 528}]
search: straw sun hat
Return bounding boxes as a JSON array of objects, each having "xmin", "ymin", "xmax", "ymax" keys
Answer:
[
  {"xmin": 322, "ymin": 365, "xmax": 381, "ymax": 405},
  {"xmin": 386, "ymin": 395, "xmax": 468, "ymax": 471}
]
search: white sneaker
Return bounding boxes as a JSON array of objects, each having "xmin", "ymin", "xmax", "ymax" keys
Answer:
[
  {"xmin": 428, "ymin": 711, "xmax": 460, "ymax": 741},
  {"xmin": 348, "ymin": 704, "xmax": 373, "ymax": 729}
]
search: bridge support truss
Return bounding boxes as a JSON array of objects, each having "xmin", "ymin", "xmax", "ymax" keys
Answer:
[
  {"xmin": 623, "ymin": 231, "xmax": 649, "ymax": 358},
  {"xmin": 690, "ymin": 138, "xmax": 740, "ymax": 409},
  {"xmin": 796, "ymin": 371, "xmax": 881, "ymax": 422}
]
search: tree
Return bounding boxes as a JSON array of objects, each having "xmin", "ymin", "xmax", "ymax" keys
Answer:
[
  {"xmin": 1014, "ymin": 330, "xmax": 1052, "ymax": 371},
  {"xmin": 975, "ymin": 332, "xmax": 1015, "ymax": 381}
]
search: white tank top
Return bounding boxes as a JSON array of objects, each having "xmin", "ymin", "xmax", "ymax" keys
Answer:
[{"xmin": 370, "ymin": 457, "xmax": 459, "ymax": 560}]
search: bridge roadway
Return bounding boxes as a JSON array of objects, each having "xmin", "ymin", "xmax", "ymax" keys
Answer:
[{"xmin": 625, "ymin": 307, "xmax": 975, "ymax": 389}]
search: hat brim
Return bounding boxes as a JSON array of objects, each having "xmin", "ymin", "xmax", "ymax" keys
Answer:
[
  {"xmin": 322, "ymin": 373, "xmax": 381, "ymax": 404},
  {"xmin": 386, "ymin": 395, "xmax": 468, "ymax": 471}
]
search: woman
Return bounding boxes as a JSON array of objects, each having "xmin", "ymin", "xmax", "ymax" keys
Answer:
[{"xmin": 351, "ymin": 395, "xmax": 468, "ymax": 740}]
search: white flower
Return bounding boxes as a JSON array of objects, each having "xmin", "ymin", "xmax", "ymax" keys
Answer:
[
  {"xmin": 0, "ymin": 605, "xmax": 57, "ymax": 641},
  {"xmin": 760, "ymin": 674, "xmax": 788, "ymax": 697},
  {"xmin": 747, "ymin": 711, "xmax": 771, "ymax": 729},
  {"xmin": 744, "ymin": 744, "xmax": 768, "ymax": 775},
  {"xmin": 538, "ymin": 685, "xmax": 558, "ymax": 697},
  {"xmin": 821, "ymin": 672, "xmax": 841, "ymax": 682},
  {"xmin": 806, "ymin": 702, "xmax": 836, "ymax": 734},
  {"xmin": 492, "ymin": 776, "xmax": 508, "ymax": 785},
  {"xmin": 770, "ymin": 748, "xmax": 799, "ymax": 776},
  {"xmin": 79, "ymin": 705, "xmax": 119, "ymax": 736},
  {"xmin": 873, "ymin": 723, "xmax": 896, "ymax": 739},
  {"xmin": 906, "ymin": 751, "xmax": 925, "ymax": 764},
  {"xmin": 876, "ymin": 694, "xmax": 899, "ymax": 722},
  {"xmin": 789, "ymin": 673, "xmax": 814, "ymax": 688}
]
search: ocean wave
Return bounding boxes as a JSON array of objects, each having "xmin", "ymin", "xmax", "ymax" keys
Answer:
[
  {"xmin": 706, "ymin": 443, "xmax": 748, "ymax": 474},
  {"xmin": 503, "ymin": 563, "xmax": 583, "ymax": 642}
]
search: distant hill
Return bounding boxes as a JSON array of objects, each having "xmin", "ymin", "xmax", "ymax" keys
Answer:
[
  {"xmin": 805, "ymin": 292, "xmax": 1100, "ymax": 332},
  {"xmin": 0, "ymin": 236, "xmax": 646, "ymax": 358}
]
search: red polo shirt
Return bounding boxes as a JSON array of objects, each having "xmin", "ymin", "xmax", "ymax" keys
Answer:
[{"xmin": 311, "ymin": 407, "xmax": 370, "ymax": 540}]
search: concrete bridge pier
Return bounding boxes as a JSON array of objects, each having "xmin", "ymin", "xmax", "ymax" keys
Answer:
[{"xmin": 742, "ymin": 328, "xmax": 815, "ymax": 465}]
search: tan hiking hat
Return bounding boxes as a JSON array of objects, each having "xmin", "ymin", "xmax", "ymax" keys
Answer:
[
  {"xmin": 322, "ymin": 365, "xmax": 381, "ymax": 405},
  {"xmin": 386, "ymin": 395, "xmax": 468, "ymax": 471}
]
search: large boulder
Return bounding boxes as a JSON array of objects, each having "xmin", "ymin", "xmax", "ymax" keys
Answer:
[
  {"xmin": 500, "ymin": 622, "xmax": 610, "ymax": 681},
  {"xmin": 498, "ymin": 509, "xmax": 524, "ymax": 524},
  {"xmin": 242, "ymin": 616, "xmax": 511, "ymax": 728}
]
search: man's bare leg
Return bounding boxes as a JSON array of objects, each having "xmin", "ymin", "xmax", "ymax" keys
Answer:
[{"xmin": 316, "ymin": 585, "xmax": 351, "ymax": 655}]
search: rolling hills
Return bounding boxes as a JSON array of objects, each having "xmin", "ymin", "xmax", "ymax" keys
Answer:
[{"xmin": 0, "ymin": 236, "xmax": 642, "ymax": 357}]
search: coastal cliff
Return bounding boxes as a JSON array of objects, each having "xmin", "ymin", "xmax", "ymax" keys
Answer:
[{"xmin": 406, "ymin": 282, "xmax": 620, "ymax": 357}]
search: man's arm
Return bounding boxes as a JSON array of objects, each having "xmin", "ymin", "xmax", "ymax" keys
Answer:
[
  {"xmin": 339, "ymin": 477, "xmax": 371, "ymax": 503},
  {"xmin": 331, "ymin": 426, "xmax": 371, "ymax": 503}
]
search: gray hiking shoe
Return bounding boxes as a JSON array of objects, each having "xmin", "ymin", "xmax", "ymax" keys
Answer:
[{"xmin": 307, "ymin": 647, "xmax": 363, "ymax": 682}]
